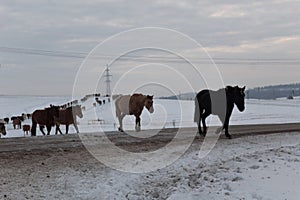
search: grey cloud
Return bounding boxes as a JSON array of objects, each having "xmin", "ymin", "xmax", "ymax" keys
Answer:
[{"xmin": 0, "ymin": 0, "xmax": 299, "ymax": 95}]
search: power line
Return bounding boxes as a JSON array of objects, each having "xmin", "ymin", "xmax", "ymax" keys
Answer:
[{"xmin": 1, "ymin": 46, "xmax": 300, "ymax": 65}]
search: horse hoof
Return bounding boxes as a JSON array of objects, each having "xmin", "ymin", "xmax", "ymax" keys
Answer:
[
  {"xmin": 118, "ymin": 127, "xmax": 124, "ymax": 132},
  {"xmin": 199, "ymin": 132, "xmax": 205, "ymax": 137},
  {"xmin": 226, "ymin": 134, "xmax": 232, "ymax": 139}
]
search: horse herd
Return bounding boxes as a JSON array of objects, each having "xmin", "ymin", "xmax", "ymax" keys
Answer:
[
  {"xmin": 31, "ymin": 104, "xmax": 83, "ymax": 136},
  {"xmin": 0, "ymin": 104, "xmax": 83, "ymax": 137},
  {"xmin": 0, "ymin": 86, "xmax": 246, "ymax": 139}
]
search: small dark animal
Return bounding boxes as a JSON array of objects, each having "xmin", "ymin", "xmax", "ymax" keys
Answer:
[
  {"xmin": 17, "ymin": 116, "xmax": 25, "ymax": 121},
  {"xmin": 4, "ymin": 117, "xmax": 9, "ymax": 124},
  {"xmin": 61, "ymin": 104, "xmax": 67, "ymax": 109},
  {"xmin": 23, "ymin": 125, "xmax": 30, "ymax": 135},
  {"xmin": 13, "ymin": 118, "xmax": 22, "ymax": 129},
  {"xmin": 81, "ymin": 97, "xmax": 87, "ymax": 102},
  {"xmin": 31, "ymin": 105, "xmax": 60, "ymax": 136},
  {"xmin": 11, "ymin": 116, "xmax": 24, "ymax": 121},
  {"xmin": 95, "ymin": 98, "xmax": 102, "ymax": 105},
  {"xmin": 0, "ymin": 122, "xmax": 6, "ymax": 137},
  {"xmin": 194, "ymin": 86, "xmax": 246, "ymax": 139},
  {"xmin": 115, "ymin": 94, "xmax": 154, "ymax": 132},
  {"xmin": 22, "ymin": 113, "xmax": 27, "ymax": 120},
  {"xmin": 26, "ymin": 114, "xmax": 32, "ymax": 119},
  {"xmin": 73, "ymin": 100, "xmax": 78, "ymax": 104},
  {"xmin": 55, "ymin": 105, "xmax": 83, "ymax": 134}
]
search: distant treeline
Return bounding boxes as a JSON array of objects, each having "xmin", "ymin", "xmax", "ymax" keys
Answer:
[
  {"xmin": 247, "ymin": 83, "xmax": 300, "ymax": 99},
  {"xmin": 160, "ymin": 83, "xmax": 300, "ymax": 100}
]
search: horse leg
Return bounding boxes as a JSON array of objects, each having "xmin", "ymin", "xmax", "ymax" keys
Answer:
[
  {"xmin": 201, "ymin": 110, "xmax": 210, "ymax": 136},
  {"xmin": 197, "ymin": 108, "xmax": 204, "ymax": 136},
  {"xmin": 223, "ymin": 107, "xmax": 233, "ymax": 139},
  {"xmin": 66, "ymin": 124, "xmax": 69, "ymax": 134},
  {"xmin": 38, "ymin": 125, "xmax": 46, "ymax": 135},
  {"xmin": 118, "ymin": 114, "xmax": 125, "ymax": 132},
  {"xmin": 116, "ymin": 105, "xmax": 122, "ymax": 132},
  {"xmin": 31, "ymin": 122, "xmax": 37, "ymax": 136},
  {"xmin": 135, "ymin": 115, "xmax": 141, "ymax": 132},
  {"xmin": 194, "ymin": 103, "xmax": 203, "ymax": 135},
  {"xmin": 55, "ymin": 124, "xmax": 59, "ymax": 134},
  {"xmin": 46, "ymin": 125, "xmax": 52, "ymax": 135},
  {"xmin": 73, "ymin": 123, "xmax": 79, "ymax": 134},
  {"xmin": 56, "ymin": 124, "xmax": 63, "ymax": 134}
]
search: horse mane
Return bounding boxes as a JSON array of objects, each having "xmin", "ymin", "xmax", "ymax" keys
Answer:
[
  {"xmin": 132, "ymin": 93, "xmax": 153, "ymax": 100},
  {"xmin": 45, "ymin": 105, "xmax": 59, "ymax": 110},
  {"xmin": 112, "ymin": 94, "xmax": 123, "ymax": 100}
]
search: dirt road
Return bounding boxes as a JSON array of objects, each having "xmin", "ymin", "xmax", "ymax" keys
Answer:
[{"xmin": 1, "ymin": 123, "xmax": 300, "ymax": 152}]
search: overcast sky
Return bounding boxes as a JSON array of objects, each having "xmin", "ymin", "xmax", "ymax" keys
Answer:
[{"xmin": 0, "ymin": 0, "xmax": 300, "ymax": 96}]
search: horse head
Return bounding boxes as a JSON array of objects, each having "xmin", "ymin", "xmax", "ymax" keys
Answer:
[
  {"xmin": 145, "ymin": 95, "xmax": 154, "ymax": 113},
  {"xmin": 48, "ymin": 105, "xmax": 60, "ymax": 122},
  {"xmin": 73, "ymin": 105, "xmax": 83, "ymax": 118},
  {"xmin": 227, "ymin": 86, "xmax": 246, "ymax": 112},
  {"xmin": 0, "ymin": 123, "xmax": 6, "ymax": 136}
]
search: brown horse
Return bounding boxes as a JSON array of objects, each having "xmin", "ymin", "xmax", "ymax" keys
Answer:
[
  {"xmin": 115, "ymin": 94, "xmax": 154, "ymax": 132},
  {"xmin": 13, "ymin": 118, "xmax": 22, "ymax": 129},
  {"xmin": 22, "ymin": 124, "xmax": 30, "ymax": 135},
  {"xmin": 31, "ymin": 105, "xmax": 60, "ymax": 136},
  {"xmin": 55, "ymin": 105, "xmax": 83, "ymax": 134}
]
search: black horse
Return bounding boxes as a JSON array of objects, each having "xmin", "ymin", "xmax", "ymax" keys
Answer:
[{"xmin": 194, "ymin": 86, "xmax": 246, "ymax": 139}]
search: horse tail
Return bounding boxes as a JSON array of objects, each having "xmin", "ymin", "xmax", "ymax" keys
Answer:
[{"xmin": 115, "ymin": 97, "xmax": 121, "ymax": 117}]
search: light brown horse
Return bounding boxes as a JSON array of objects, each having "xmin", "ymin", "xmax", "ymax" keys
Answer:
[
  {"xmin": 55, "ymin": 105, "xmax": 83, "ymax": 134},
  {"xmin": 115, "ymin": 94, "xmax": 154, "ymax": 132}
]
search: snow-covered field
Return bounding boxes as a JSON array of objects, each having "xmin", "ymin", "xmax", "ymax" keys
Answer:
[
  {"xmin": 0, "ymin": 95, "xmax": 300, "ymax": 199},
  {"xmin": 1, "ymin": 95, "xmax": 300, "ymax": 138}
]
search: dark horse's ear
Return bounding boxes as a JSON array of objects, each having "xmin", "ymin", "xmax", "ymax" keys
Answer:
[
  {"xmin": 226, "ymin": 86, "xmax": 234, "ymax": 91},
  {"xmin": 242, "ymin": 86, "xmax": 246, "ymax": 91},
  {"xmin": 147, "ymin": 95, "xmax": 154, "ymax": 99}
]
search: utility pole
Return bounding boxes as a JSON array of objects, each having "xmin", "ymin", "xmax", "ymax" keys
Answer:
[{"xmin": 104, "ymin": 65, "xmax": 112, "ymax": 97}]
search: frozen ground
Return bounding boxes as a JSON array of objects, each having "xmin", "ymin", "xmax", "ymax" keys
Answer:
[
  {"xmin": 1, "ymin": 95, "xmax": 300, "ymax": 138},
  {"xmin": 0, "ymin": 129, "xmax": 299, "ymax": 199}
]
